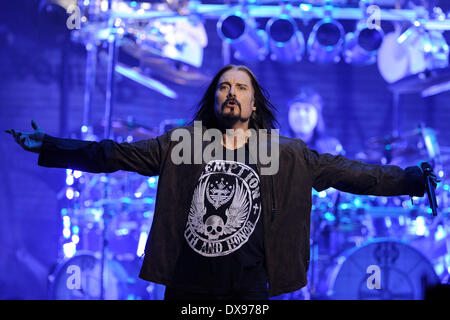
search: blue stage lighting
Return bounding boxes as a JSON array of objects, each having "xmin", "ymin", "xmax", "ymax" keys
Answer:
[
  {"xmin": 266, "ymin": 15, "xmax": 305, "ymax": 63},
  {"xmin": 217, "ymin": 12, "xmax": 268, "ymax": 62},
  {"xmin": 307, "ymin": 18, "xmax": 345, "ymax": 64},
  {"xmin": 343, "ymin": 23, "xmax": 384, "ymax": 65}
]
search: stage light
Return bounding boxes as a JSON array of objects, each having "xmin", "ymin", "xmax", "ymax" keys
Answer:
[
  {"xmin": 343, "ymin": 22, "xmax": 384, "ymax": 65},
  {"xmin": 137, "ymin": 231, "xmax": 148, "ymax": 257},
  {"xmin": 307, "ymin": 18, "xmax": 345, "ymax": 64},
  {"xmin": 435, "ymin": 225, "xmax": 446, "ymax": 242},
  {"xmin": 72, "ymin": 234, "xmax": 80, "ymax": 244},
  {"xmin": 63, "ymin": 228, "xmax": 71, "ymax": 239},
  {"xmin": 73, "ymin": 170, "xmax": 82, "ymax": 178},
  {"xmin": 266, "ymin": 15, "xmax": 305, "ymax": 63},
  {"xmin": 63, "ymin": 216, "xmax": 71, "ymax": 228},
  {"xmin": 66, "ymin": 175, "xmax": 74, "ymax": 186},
  {"xmin": 217, "ymin": 12, "xmax": 268, "ymax": 62},
  {"xmin": 66, "ymin": 187, "xmax": 74, "ymax": 200},
  {"xmin": 63, "ymin": 242, "xmax": 76, "ymax": 258}
]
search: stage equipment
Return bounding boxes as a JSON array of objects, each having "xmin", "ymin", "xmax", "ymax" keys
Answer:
[
  {"xmin": 307, "ymin": 17, "xmax": 345, "ymax": 64},
  {"xmin": 216, "ymin": 11, "xmax": 268, "ymax": 62},
  {"xmin": 343, "ymin": 22, "xmax": 384, "ymax": 65},
  {"xmin": 378, "ymin": 19, "xmax": 449, "ymax": 91},
  {"xmin": 132, "ymin": 14, "xmax": 208, "ymax": 68},
  {"xmin": 51, "ymin": 0, "xmax": 450, "ymax": 300},
  {"xmin": 71, "ymin": 1, "xmax": 450, "ymax": 71},
  {"xmin": 55, "ymin": 119, "xmax": 163, "ymax": 299},
  {"xmin": 308, "ymin": 122, "xmax": 449, "ymax": 298},
  {"xmin": 47, "ymin": 251, "xmax": 164, "ymax": 299},
  {"xmin": 317, "ymin": 239, "xmax": 440, "ymax": 299},
  {"xmin": 266, "ymin": 14, "xmax": 305, "ymax": 63},
  {"xmin": 364, "ymin": 124, "xmax": 442, "ymax": 168},
  {"xmin": 115, "ymin": 63, "xmax": 177, "ymax": 99}
]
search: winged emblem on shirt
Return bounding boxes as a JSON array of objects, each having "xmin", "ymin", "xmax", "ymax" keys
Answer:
[
  {"xmin": 206, "ymin": 177, "xmax": 235, "ymax": 209},
  {"xmin": 188, "ymin": 176, "xmax": 249, "ymax": 239},
  {"xmin": 188, "ymin": 176, "xmax": 209, "ymax": 233},
  {"xmin": 222, "ymin": 180, "xmax": 249, "ymax": 236}
]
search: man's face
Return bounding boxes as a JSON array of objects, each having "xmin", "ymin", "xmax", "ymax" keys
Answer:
[
  {"xmin": 214, "ymin": 69, "xmax": 256, "ymax": 129},
  {"xmin": 288, "ymin": 102, "xmax": 319, "ymax": 135}
]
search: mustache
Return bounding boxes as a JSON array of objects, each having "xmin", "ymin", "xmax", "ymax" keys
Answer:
[{"xmin": 221, "ymin": 98, "xmax": 241, "ymax": 110}]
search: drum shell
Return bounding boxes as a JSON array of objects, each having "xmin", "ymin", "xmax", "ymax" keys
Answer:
[
  {"xmin": 314, "ymin": 239, "xmax": 440, "ymax": 300},
  {"xmin": 48, "ymin": 251, "xmax": 130, "ymax": 300},
  {"xmin": 47, "ymin": 251, "xmax": 164, "ymax": 300}
]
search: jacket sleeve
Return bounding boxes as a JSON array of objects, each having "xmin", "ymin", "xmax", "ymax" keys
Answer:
[
  {"xmin": 37, "ymin": 132, "xmax": 170, "ymax": 176},
  {"xmin": 301, "ymin": 142, "xmax": 425, "ymax": 197}
]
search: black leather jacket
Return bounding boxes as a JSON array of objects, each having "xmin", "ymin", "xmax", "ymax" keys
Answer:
[{"xmin": 38, "ymin": 125, "xmax": 425, "ymax": 297}]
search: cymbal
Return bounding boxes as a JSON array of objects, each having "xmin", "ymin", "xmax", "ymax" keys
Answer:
[
  {"xmin": 71, "ymin": 22, "xmax": 113, "ymax": 43},
  {"xmin": 366, "ymin": 128, "xmax": 424, "ymax": 147},
  {"xmin": 142, "ymin": 57, "xmax": 212, "ymax": 86},
  {"xmin": 98, "ymin": 118, "xmax": 159, "ymax": 140},
  {"xmin": 120, "ymin": 38, "xmax": 211, "ymax": 86},
  {"xmin": 364, "ymin": 126, "xmax": 442, "ymax": 166},
  {"xmin": 115, "ymin": 63, "xmax": 178, "ymax": 99},
  {"xmin": 388, "ymin": 67, "xmax": 450, "ymax": 95}
]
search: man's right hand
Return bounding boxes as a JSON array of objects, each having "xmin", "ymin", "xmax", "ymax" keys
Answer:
[{"xmin": 5, "ymin": 120, "xmax": 45, "ymax": 154}]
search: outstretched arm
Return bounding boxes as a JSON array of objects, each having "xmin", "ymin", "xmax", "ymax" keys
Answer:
[
  {"xmin": 301, "ymin": 142, "xmax": 427, "ymax": 197},
  {"xmin": 6, "ymin": 121, "xmax": 167, "ymax": 176},
  {"xmin": 6, "ymin": 120, "xmax": 45, "ymax": 153}
]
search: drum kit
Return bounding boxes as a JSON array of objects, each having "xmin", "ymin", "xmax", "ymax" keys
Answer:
[
  {"xmin": 49, "ymin": 120, "xmax": 449, "ymax": 301},
  {"xmin": 47, "ymin": 118, "xmax": 170, "ymax": 300},
  {"xmin": 305, "ymin": 124, "xmax": 450, "ymax": 300},
  {"xmin": 69, "ymin": 0, "xmax": 211, "ymax": 99},
  {"xmin": 47, "ymin": 0, "xmax": 205, "ymax": 300},
  {"xmin": 47, "ymin": 116, "xmax": 189, "ymax": 301}
]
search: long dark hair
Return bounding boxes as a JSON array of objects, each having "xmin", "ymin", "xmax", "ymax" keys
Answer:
[{"xmin": 190, "ymin": 65, "xmax": 279, "ymax": 131}]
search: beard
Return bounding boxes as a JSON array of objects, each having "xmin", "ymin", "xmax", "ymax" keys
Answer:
[
  {"xmin": 220, "ymin": 98, "xmax": 241, "ymax": 120},
  {"xmin": 215, "ymin": 98, "xmax": 253, "ymax": 129}
]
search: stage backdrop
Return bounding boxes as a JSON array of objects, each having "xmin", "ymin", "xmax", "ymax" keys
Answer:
[{"xmin": 0, "ymin": 1, "xmax": 449, "ymax": 299}]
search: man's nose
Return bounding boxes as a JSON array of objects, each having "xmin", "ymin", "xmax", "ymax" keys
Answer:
[{"xmin": 227, "ymin": 86, "xmax": 236, "ymax": 96}]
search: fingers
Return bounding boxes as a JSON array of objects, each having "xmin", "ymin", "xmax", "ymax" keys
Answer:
[
  {"xmin": 6, "ymin": 129, "xmax": 22, "ymax": 145},
  {"xmin": 12, "ymin": 130, "xmax": 22, "ymax": 145},
  {"xmin": 6, "ymin": 120, "xmax": 40, "ymax": 134},
  {"xmin": 31, "ymin": 120, "xmax": 39, "ymax": 131},
  {"xmin": 5, "ymin": 129, "xmax": 17, "ymax": 136}
]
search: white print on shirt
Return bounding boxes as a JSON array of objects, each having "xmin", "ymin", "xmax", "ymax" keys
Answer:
[{"xmin": 184, "ymin": 160, "xmax": 261, "ymax": 257}]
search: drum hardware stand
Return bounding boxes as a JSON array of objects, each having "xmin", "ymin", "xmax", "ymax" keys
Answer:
[
  {"xmin": 391, "ymin": 92, "xmax": 401, "ymax": 140},
  {"xmin": 309, "ymin": 191, "xmax": 344, "ymax": 299},
  {"xmin": 308, "ymin": 213, "xmax": 321, "ymax": 298},
  {"xmin": 81, "ymin": 39, "xmax": 97, "ymax": 140},
  {"xmin": 99, "ymin": 0, "xmax": 118, "ymax": 300}
]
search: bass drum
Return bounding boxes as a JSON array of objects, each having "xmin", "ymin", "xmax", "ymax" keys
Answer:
[
  {"xmin": 316, "ymin": 239, "xmax": 440, "ymax": 300},
  {"xmin": 48, "ymin": 251, "xmax": 164, "ymax": 300}
]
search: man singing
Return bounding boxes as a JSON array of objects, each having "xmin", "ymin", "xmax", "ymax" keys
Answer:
[{"xmin": 6, "ymin": 64, "xmax": 437, "ymax": 300}]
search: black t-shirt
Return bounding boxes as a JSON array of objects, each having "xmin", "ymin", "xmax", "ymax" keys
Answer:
[{"xmin": 171, "ymin": 141, "xmax": 267, "ymax": 294}]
